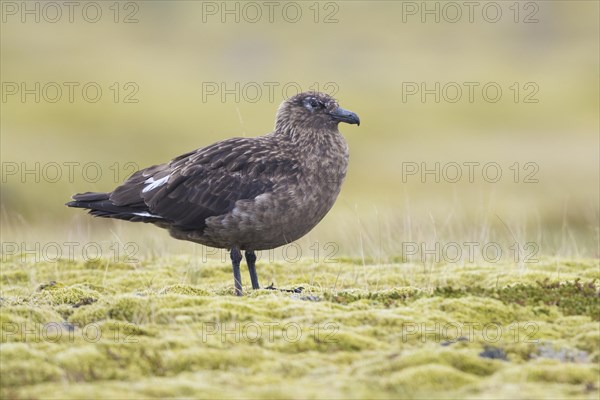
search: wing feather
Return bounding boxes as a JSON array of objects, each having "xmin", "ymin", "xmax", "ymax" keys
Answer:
[{"xmin": 109, "ymin": 137, "xmax": 298, "ymax": 231}]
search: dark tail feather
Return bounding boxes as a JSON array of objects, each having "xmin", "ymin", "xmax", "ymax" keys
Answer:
[{"xmin": 66, "ymin": 192, "xmax": 164, "ymax": 223}]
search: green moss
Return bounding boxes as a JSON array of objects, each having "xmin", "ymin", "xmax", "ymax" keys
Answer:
[
  {"xmin": 521, "ymin": 361, "xmax": 599, "ymax": 385},
  {"xmin": 323, "ymin": 287, "xmax": 422, "ymax": 305},
  {"xmin": 394, "ymin": 348, "xmax": 501, "ymax": 376},
  {"xmin": 0, "ymin": 306, "xmax": 63, "ymax": 325},
  {"xmin": 98, "ymin": 319, "xmax": 157, "ymax": 338},
  {"xmin": 105, "ymin": 295, "xmax": 154, "ymax": 324},
  {"xmin": 33, "ymin": 283, "xmax": 101, "ymax": 306},
  {"xmin": 574, "ymin": 329, "xmax": 600, "ymax": 357},
  {"xmin": 273, "ymin": 329, "xmax": 383, "ymax": 353},
  {"xmin": 163, "ymin": 347, "xmax": 266, "ymax": 373},
  {"xmin": 0, "ymin": 268, "xmax": 30, "ymax": 285},
  {"xmin": 1, "ymin": 257, "xmax": 598, "ymax": 399},
  {"xmin": 83, "ymin": 259, "xmax": 135, "ymax": 270},
  {"xmin": 385, "ymin": 364, "xmax": 478, "ymax": 393},
  {"xmin": 158, "ymin": 283, "xmax": 210, "ymax": 296},
  {"xmin": 56, "ymin": 345, "xmax": 115, "ymax": 381},
  {"xmin": 433, "ymin": 279, "xmax": 600, "ymax": 320},
  {"xmin": 54, "ymin": 340, "xmax": 168, "ymax": 382},
  {"xmin": 0, "ymin": 343, "xmax": 64, "ymax": 386},
  {"xmin": 68, "ymin": 301, "xmax": 110, "ymax": 326}
]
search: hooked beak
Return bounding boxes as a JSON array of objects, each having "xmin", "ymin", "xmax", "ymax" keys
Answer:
[{"xmin": 329, "ymin": 107, "xmax": 360, "ymax": 126}]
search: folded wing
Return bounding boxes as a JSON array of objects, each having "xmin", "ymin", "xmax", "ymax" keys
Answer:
[{"xmin": 108, "ymin": 137, "xmax": 299, "ymax": 230}]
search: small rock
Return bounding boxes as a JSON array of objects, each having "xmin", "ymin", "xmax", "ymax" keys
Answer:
[{"xmin": 479, "ymin": 346, "xmax": 508, "ymax": 361}]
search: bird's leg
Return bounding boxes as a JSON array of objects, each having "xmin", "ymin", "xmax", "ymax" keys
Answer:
[
  {"xmin": 245, "ymin": 250, "xmax": 260, "ymax": 290},
  {"xmin": 230, "ymin": 247, "xmax": 243, "ymax": 296}
]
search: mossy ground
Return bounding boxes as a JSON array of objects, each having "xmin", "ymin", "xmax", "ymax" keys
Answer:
[{"xmin": 1, "ymin": 256, "xmax": 599, "ymax": 399}]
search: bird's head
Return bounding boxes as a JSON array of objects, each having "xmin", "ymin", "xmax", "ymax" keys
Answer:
[{"xmin": 275, "ymin": 91, "xmax": 360, "ymax": 134}]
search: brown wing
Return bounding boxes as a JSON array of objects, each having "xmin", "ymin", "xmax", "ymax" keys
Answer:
[{"xmin": 109, "ymin": 137, "xmax": 300, "ymax": 230}]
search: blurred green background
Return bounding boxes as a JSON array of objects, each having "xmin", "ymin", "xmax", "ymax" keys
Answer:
[{"xmin": 1, "ymin": 1, "xmax": 598, "ymax": 260}]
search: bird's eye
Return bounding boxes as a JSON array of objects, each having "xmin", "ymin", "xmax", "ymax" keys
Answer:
[{"xmin": 306, "ymin": 97, "xmax": 324, "ymax": 109}]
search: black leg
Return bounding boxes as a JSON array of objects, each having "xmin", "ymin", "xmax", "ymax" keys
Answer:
[
  {"xmin": 245, "ymin": 250, "xmax": 260, "ymax": 290},
  {"xmin": 230, "ymin": 247, "xmax": 243, "ymax": 296}
]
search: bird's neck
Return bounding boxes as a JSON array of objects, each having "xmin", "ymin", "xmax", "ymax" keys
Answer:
[
  {"xmin": 276, "ymin": 126, "xmax": 348, "ymax": 159},
  {"xmin": 277, "ymin": 125, "xmax": 338, "ymax": 142}
]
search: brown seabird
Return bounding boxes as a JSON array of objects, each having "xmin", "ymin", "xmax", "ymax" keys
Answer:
[{"xmin": 67, "ymin": 91, "xmax": 360, "ymax": 295}]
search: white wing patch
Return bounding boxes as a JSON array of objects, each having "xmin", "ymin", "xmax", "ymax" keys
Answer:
[
  {"xmin": 133, "ymin": 211, "xmax": 162, "ymax": 218},
  {"xmin": 254, "ymin": 193, "xmax": 271, "ymax": 205},
  {"xmin": 142, "ymin": 175, "xmax": 169, "ymax": 193}
]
